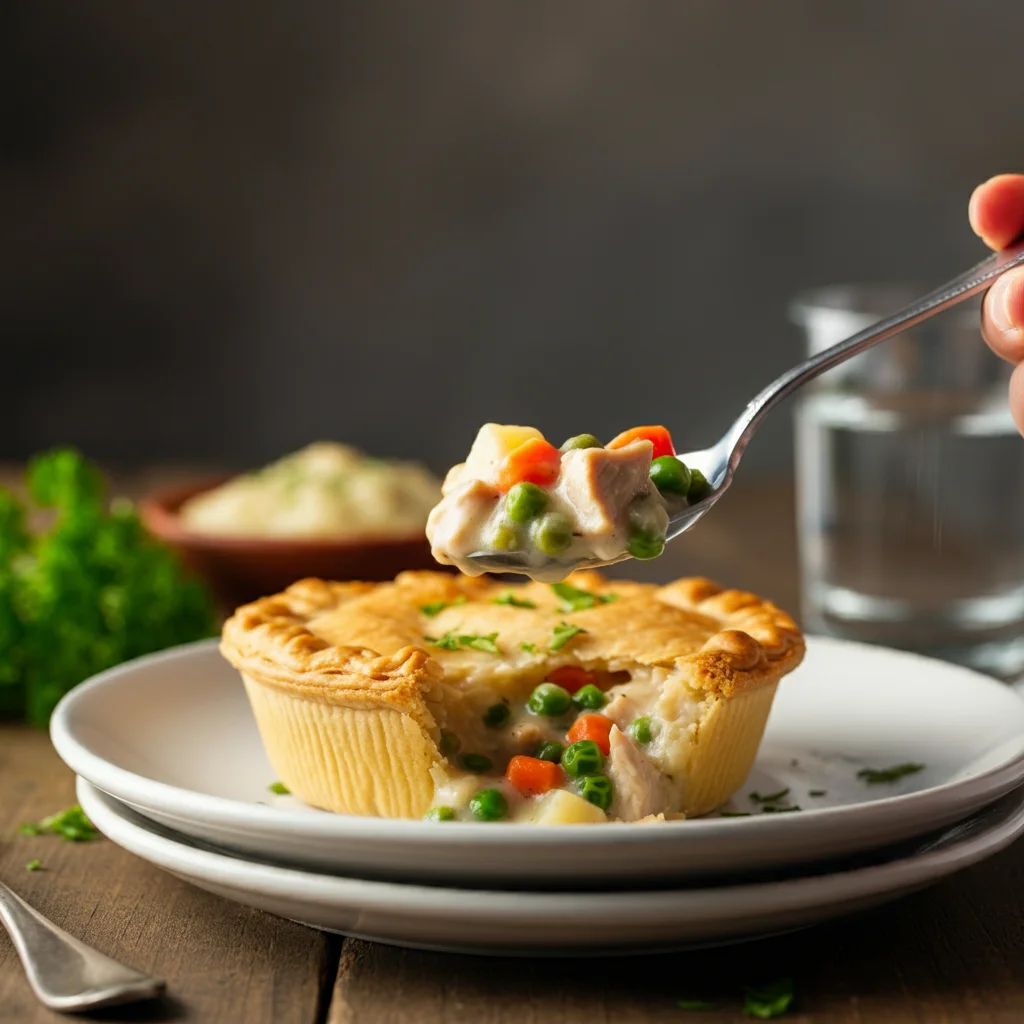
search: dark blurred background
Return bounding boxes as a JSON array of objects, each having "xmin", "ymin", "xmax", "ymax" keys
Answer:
[{"xmin": 3, "ymin": 1, "xmax": 1023, "ymax": 478}]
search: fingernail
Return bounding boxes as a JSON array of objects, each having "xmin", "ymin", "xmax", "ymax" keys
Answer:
[{"xmin": 988, "ymin": 276, "xmax": 1022, "ymax": 334}]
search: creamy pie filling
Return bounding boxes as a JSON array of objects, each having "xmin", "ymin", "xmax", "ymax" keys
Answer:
[
  {"xmin": 427, "ymin": 424, "xmax": 706, "ymax": 582},
  {"xmin": 422, "ymin": 652, "xmax": 708, "ymax": 824}
]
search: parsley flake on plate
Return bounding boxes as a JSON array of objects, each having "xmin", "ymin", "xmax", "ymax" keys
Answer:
[
  {"xmin": 750, "ymin": 788, "xmax": 790, "ymax": 804},
  {"xmin": 268, "ymin": 781, "xmax": 290, "ymax": 795},
  {"xmin": 493, "ymin": 593, "xmax": 536, "ymax": 609},
  {"xmin": 857, "ymin": 763, "xmax": 925, "ymax": 785},
  {"xmin": 519, "ymin": 641, "xmax": 537, "ymax": 654},
  {"xmin": 809, "ymin": 789, "xmax": 827, "ymax": 797},
  {"xmin": 743, "ymin": 978, "xmax": 794, "ymax": 1019},
  {"xmin": 550, "ymin": 582, "xmax": 617, "ymax": 612},
  {"xmin": 420, "ymin": 596, "xmax": 467, "ymax": 617},
  {"xmin": 549, "ymin": 621, "xmax": 587, "ymax": 651}
]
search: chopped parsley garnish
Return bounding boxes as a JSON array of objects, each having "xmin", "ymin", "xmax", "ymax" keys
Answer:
[
  {"xmin": 549, "ymin": 621, "xmax": 587, "ymax": 651},
  {"xmin": 26, "ymin": 859, "xmax": 42, "ymax": 872},
  {"xmin": 857, "ymin": 763, "xmax": 925, "ymax": 785},
  {"xmin": 493, "ymin": 593, "xmax": 536, "ymax": 609},
  {"xmin": 425, "ymin": 631, "xmax": 500, "ymax": 654},
  {"xmin": 761, "ymin": 804, "xmax": 801, "ymax": 813},
  {"xmin": 550, "ymin": 582, "xmax": 617, "ymax": 612},
  {"xmin": 519, "ymin": 641, "xmax": 537, "ymax": 654},
  {"xmin": 424, "ymin": 632, "xmax": 462, "ymax": 650},
  {"xmin": 750, "ymin": 788, "xmax": 790, "ymax": 804},
  {"xmin": 420, "ymin": 596, "xmax": 467, "ymax": 617},
  {"xmin": 268, "ymin": 781, "xmax": 290, "ymax": 795},
  {"xmin": 677, "ymin": 998, "xmax": 717, "ymax": 1011},
  {"xmin": 458, "ymin": 632, "xmax": 500, "ymax": 654},
  {"xmin": 20, "ymin": 805, "xmax": 99, "ymax": 843},
  {"xmin": 743, "ymin": 978, "xmax": 794, "ymax": 1019},
  {"xmin": 808, "ymin": 789, "xmax": 827, "ymax": 797},
  {"xmin": 719, "ymin": 811, "xmax": 751, "ymax": 817}
]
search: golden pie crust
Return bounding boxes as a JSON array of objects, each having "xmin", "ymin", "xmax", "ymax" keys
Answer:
[{"xmin": 221, "ymin": 571, "xmax": 805, "ymax": 821}]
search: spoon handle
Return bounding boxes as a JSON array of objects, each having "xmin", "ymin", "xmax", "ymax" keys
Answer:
[
  {"xmin": 722, "ymin": 235, "xmax": 1024, "ymax": 468},
  {"xmin": 0, "ymin": 880, "xmax": 164, "ymax": 1012}
]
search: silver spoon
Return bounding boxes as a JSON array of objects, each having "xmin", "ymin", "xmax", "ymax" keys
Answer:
[
  {"xmin": 468, "ymin": 235, "xmax": 1024, "ymax": 576},
  {"xmin": 0, "ymin": 879, "xmax": 165, "ymax": 1013}
]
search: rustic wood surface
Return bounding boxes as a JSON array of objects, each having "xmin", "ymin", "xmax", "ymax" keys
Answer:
[{"xmin": 1, "ymin": 470, "xmax": 1023, "ymax": 1022}]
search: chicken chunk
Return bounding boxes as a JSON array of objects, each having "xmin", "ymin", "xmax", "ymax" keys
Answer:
[
  {"xmin": 606, "ymin": 725, "xmax": 670, "ymax": 821},
  {"xmin": 553, "ymin": 441, "xmax": 658, "ymax": 536},
  {"xmin": 426, "ymin": 478, "xmax": 499, "ymax": 566}
]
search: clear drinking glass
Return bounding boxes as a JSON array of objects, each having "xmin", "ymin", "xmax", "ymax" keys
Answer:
[{"xmin": 791, "ymin": 287, "xmax": 1024, "ymax": 681}]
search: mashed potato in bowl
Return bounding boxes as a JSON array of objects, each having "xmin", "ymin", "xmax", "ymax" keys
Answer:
[{"xmin": 180, "ymin": 443, "xmax": 441, "ymax": 539}]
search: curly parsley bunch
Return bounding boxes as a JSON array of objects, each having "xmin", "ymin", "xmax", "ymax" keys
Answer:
[{"xmin": 0, "ymin": 449, "xmax": 216, "ymax": 725}]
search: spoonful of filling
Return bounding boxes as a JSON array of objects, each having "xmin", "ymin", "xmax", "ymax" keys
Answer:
[
  {"xmin": 426, "ymin": 424, "xmax": 707, "ymax": 582},
  {"xmin": 430, "ymin": 233, "xmax": 1024, "ymax": 581}
]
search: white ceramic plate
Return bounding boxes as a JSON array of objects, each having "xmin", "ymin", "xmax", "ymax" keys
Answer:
[
  {"xmin": 53, "ymin": 637, "xmax": 1024, "ymax": 886},
  {"xmin": 79, "ymin": 778, "xmax": 1024, "ymax": 955}
]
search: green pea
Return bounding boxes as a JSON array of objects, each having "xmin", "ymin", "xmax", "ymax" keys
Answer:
[
  {"xmin": 561, "ymin": 739, "xmax": 604, "ymax": 777},
  {"xmin": 439, "ymin": 730, "xmax": 462, "ymax": 756},
  {"xmin": 488, "ymin": 523, "xmax": 520, "ymax": 551},
  {"xmin": 460, "ymin": 753, "xmax": 493, "ymax": 773},
  {"xmin": 536, "ymin": 740, "xmax": 564, "ymax": 762},
  {"xmin": 628, "ymin": 526, "xmax": 665, "ymax": 560},
  {"xmin": 504, "ymin": 482, "xmax": 548, "ymax": 524},
  {"xmin": 469, "ymin": 788, "xmax": 508, "ymax": 822},
  {"xmin": 560, "ymin": 433, "xmax": 602, "ymax": 452},
  {"xmin": 424, "ymin": 806, "xmax": 456, "ymax": 821},
  {"xmin": 572, "ymin": 684, "xmax": 606, "ymax": 710},
  {"xmin": 527, "ymin": 682, "xmax": 572, "ymax": 717},
  {"xmin": 577, "ymin": 775, "xmax": 613, "ymax": 811},
  {"xmin": 530, "ymin": 512, "xmax": 573, "ymax": 556},
  {"xmin": 482, "ymin": 701, "xmax": 511, "ymax": 729},
  {"xmin": 649, "ymin": 456, "xmax": 691, "ymax": 497},
  {"xmin": 688, "ymin": 468, "xmax": 711, "ymax": 502},
  {"xmin": 627, "ymin": 716, "xmax": 655, "ymax": 744}
]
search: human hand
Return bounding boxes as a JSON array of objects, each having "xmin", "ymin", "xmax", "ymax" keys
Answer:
[{"xmin": 969, "ymin": 174, "xmax": 1024, "ymax": 434}]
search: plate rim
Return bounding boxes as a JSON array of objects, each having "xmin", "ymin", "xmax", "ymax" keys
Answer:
[
  {"xmin": 77, "ymin": 777, "xmax": 1024, "ymax": 917},
  {"xmin": 52, "ymin": 635, "xmax": 1024, "ymax": 848}
]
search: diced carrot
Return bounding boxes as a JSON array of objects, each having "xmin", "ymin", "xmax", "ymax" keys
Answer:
[
  {"xmin": 496, "ymin": 438, "xmax": 562, "ymax": 492},
  {"xmin": 505, "ymin": 755, "xmax": 564, "ymax": 796},
  {"xmin": 546, "ymin": 665, "xmax": 596, "ymax": 695},
  {"xmin": 567, "ymin": 714, "xmax": 613, "ymax": 755},
  {"xmin": 606, "ymin": 425, "xmax": 675, "ymax": 460}
]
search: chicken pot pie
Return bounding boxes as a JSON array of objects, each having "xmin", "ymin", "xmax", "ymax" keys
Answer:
[
  {"xmin": 427, "ymin": 423, "xmax": 707, "ymax": 582},
  {"xmin": 221, "ymin": 571, "xmax": 804, "ymax": 824}
]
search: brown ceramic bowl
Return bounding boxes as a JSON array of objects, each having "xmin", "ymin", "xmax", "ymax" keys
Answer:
[{"xmin": 139, "ymin": 478, "xmax": 443, "ymax": 610}]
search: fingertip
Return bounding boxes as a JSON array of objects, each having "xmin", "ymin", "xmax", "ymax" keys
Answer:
[
  {"xmin": 969, "ymin": 174, "xmax": 1024, "ymax": 250},
  {"xmin": 1009, "ymin": 363, "xmax": 1024, "ymax": 438},
  {"xmin": 982, "ymin": 268, "xmax": 1024, "ymax": 363}
]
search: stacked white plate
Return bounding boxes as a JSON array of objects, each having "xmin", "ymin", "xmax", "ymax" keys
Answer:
[{"xmin": 52, "ymin": 637, "xmax": 1024, "ymax": 956}]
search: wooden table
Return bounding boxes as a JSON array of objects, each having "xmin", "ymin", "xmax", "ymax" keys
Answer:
[{"xmin": 3, "ymin": 477, "xmax": 1024, "ymax": 1022}]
